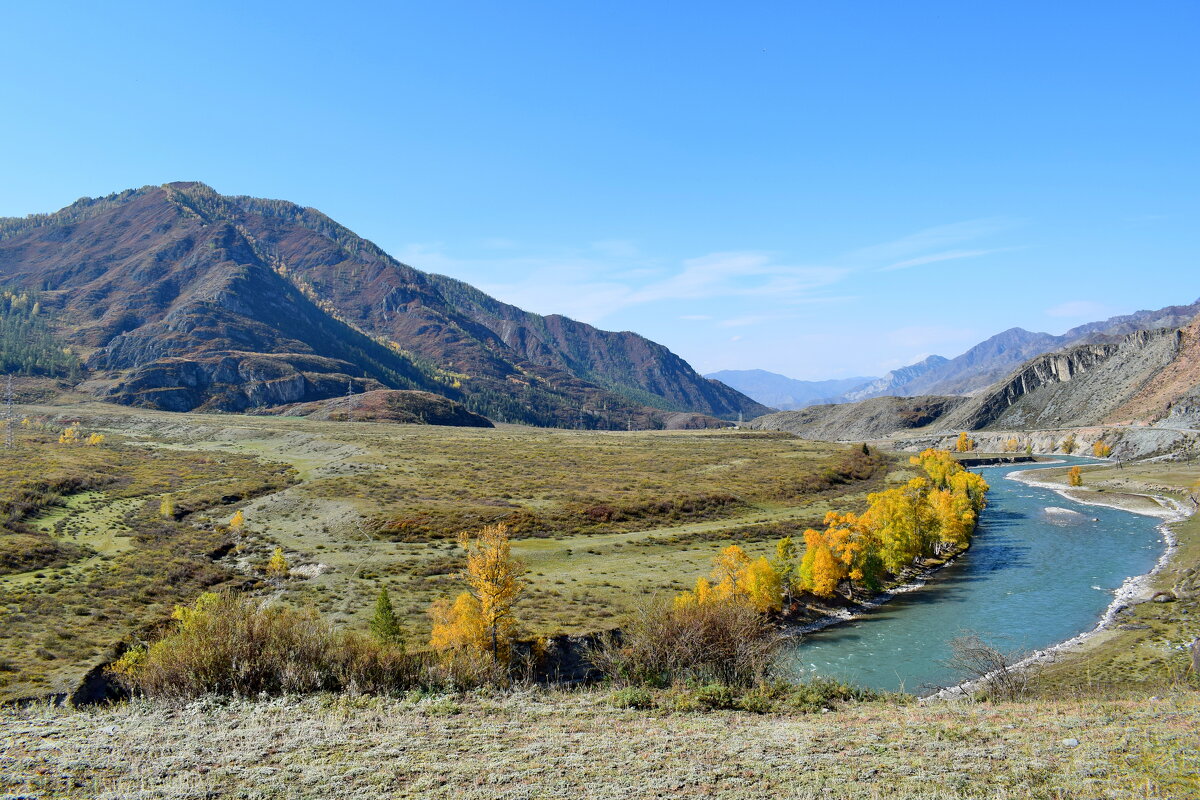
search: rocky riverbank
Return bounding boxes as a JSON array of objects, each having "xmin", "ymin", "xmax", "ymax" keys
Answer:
[{"xmin": 931, "ymin": 461, "xmax": 1196, "ymax": 701}]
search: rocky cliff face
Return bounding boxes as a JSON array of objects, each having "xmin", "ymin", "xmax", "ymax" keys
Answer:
[
  {"xmin": 752, "ymin": 321, "xmax": 1200, "ymax": 440},
  {"xmin": 946, "ymin": 328, "xmax": 1183, "ymax": 431},
  {"xmin": 831, "ymin": 300, "xmax": 1200, "ymax": 402},
  {"xmin": 0, "ymin": 183, "xmax": 767, "ymax": 427}
]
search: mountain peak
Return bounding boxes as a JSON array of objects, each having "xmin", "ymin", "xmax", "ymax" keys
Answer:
[{"xmin": 0, "ymin": 183, "xmax": 768, "ymax": 429}]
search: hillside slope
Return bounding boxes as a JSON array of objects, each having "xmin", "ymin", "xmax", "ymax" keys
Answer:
[
  {"xmin": 749, "ymin": 395, "xmax": 966, "ymax": 440},
  {"xmin": 0, "ymin": 184, "xmax": 767, "ymax": 427}
]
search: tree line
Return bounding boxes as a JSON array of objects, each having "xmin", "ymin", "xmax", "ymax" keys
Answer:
[
  {"xmin": 675, "ymin": 447, "xmax": 989, "ymax": 611},
  {"xmin": 0, "ymin": 290, "xmax": 80, "ymax": 379}
]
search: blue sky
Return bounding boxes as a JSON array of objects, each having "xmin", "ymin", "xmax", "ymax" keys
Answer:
[{"xmin": 1, "ymin": 2, "xmax": 1196, "ymax": 379}]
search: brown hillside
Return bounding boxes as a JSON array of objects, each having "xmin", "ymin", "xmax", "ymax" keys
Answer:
[{"xmin": 1106, "ymin": 314, "xmax": 1200, "ymax": 424}]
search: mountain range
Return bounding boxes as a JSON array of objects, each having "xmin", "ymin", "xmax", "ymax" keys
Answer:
[
  {"xmin": 703, "ymin": 370, "xmax": 876, "ymax": 411},
  {"xmin": 0, "ymin": 183, "xmax": 770, "ymax": 429},
  {"xmin": 723, "ymin": 299, "xmax": 1200, "ymax": 409},
  {"xmin": 752, "ymin": 314, "xmax": 1200, "ymax": 443}
]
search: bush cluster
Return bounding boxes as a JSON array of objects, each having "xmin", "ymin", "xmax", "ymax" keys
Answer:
[
  {"xmin": 112, "ymin": 592, "xmax": 417, "ymax": 698},
  {"xmin": 588, "ymin": 597, "xmax": 779, "ymax": 688}
]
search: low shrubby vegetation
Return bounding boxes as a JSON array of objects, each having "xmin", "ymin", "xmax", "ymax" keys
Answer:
[
  {"xmin": 590, "ymin": 597, "xmax": 778, "ymax": 688},
  {"xmin": 111, "ymin": 592, "xmax": 415, "ymax": 698},
  {"xmin": 0, "ymin": 423, "xmax": 297, "ymax": 700}
]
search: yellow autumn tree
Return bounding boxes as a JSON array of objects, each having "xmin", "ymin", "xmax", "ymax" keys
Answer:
[
  {"xmin": 266, "ymin": 547, "xmax": 289, "ymax": 578},
  {"xmin": 1067, "ymin": 466, "xmax": 1083, "ymax": 487},
  {"xmin": 1061, "ymin": 434, "xmax": 1078, "ymax": 455},
  {"xmin": 432, "ymin": 523, "xmax": 526, "ymax": 662},
  {"xmin": 229, "ymin": 510, "xmax": 245, "ymax": 530},
  {"xmin": 709, "ymin": 544, "xmax": 751, "ymax": 598},
  {"xmin": 58, "ymin": 425, "xmax": 80, "ymax": 445},
  {"xmin": 675, "ymin": 545, "xmax": 782, "ymax": 612},
  {"xmin": 796, "ymin": 528, "xmax": 845, "ymax": 599},
  {"xmin": 674, "ymin": 576, "xmax": 716, "ymax": 609},
  {"xmin": 911, "ymin": 448, "xmax": 959, "ymax": 489},
  {"xmin": 739, "ymin": 557, "xmax": 783, "ymax": 613},
  {"xmin": 429, "ymin": 591, "xmax": 486, "ymax": 652},
  {"xmin": 159, "ymin": 495, "xmax": 175, "ymax": 518},
  {"xmin": 955, "ymin": 432, "xmax": 975, "ymax": 452},
  {"xmin": 86, "ymin": 433, "xmax": 105, "ymax": 446},
  {"xmin": 1092, "ymin": 441, "xmax": 1112, "ymax": 458}
]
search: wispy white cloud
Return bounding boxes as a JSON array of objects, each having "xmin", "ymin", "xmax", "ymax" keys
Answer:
[
  {"xmin": 1045, "ymin": 300, "xmax": 1110, "ymax": 318},
  {"xmin": 840, "ymin": 217, "xmax": 1025, "ymax": 275},
  {"xmin": 717, "ymin": 313, "xmax": 796, "ymax": 328},
  {"xmin": 481, "ymin": 237, "xmax": 518, "ymax": 249},
  {"xmin": 849, "ymin": 217, "xmax": 1020, "ymax": 264},
  {"xmin": 879, "ymin": 246, "xmax": 1022, "ymax": 272},
  {"xmin": 394, "ymin": 244, "xmax": 849, "ymax": 324},
  {"xmin": 590, "ymin": 239, "xmax": 641, "ymax": 258}
]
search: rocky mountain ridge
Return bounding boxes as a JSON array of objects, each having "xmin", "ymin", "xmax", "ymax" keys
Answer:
[
  {"xmin": 0, "ymin": 183, "xmax": 768, "ymax": 428},
  {"xmin": 752, "ymin": 316, "xmax": 1200, "ymax": 442},
  {"xmin": 844, "ymin": 301, "xmax": 1200, "ymax": 402}
]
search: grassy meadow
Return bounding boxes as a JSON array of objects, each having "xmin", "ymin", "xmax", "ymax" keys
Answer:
[{"xmin": 0, "ymin": 402, "xmax": 893, "ymax": 701}]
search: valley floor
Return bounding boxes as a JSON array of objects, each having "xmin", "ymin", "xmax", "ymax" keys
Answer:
[{"xmin": 3, "ymin": 690, "xmax": 1197, "ymax": 799}]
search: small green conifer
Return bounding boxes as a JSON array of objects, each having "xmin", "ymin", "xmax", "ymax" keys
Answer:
[{"xmin": 370, "ymin": 586, "xmax": 404, "ymax": 647}]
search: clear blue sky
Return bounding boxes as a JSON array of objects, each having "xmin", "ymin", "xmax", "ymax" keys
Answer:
[{"xmin": 1, "ymin": 2, "xmax": 1196, "ymax": 379}]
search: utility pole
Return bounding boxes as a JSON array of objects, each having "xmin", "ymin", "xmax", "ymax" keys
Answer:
[{"xmin": 346, "ymin": 380, "xmax": 356, "ymax": 422}]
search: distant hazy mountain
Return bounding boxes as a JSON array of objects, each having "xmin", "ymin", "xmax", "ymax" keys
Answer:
[
  {"xmin": 842, "ymin": 299, "xmax": 1200, "ymax": 402},
  {"xmin": 0, "ymin": 182, "xmax": 770, "ymax": 428},
  {"xmin": 753, "ymin": 313, "xmax": 1200, "ymax": 439},
  {"xmin": 840, "ymin": 356, "xmax": 950, "ymax": 402},
  {"xmin": 705, "ymin": 369, "xmax": 876, "ymax": 410}
]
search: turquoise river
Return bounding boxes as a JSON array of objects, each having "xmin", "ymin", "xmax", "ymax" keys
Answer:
[{"xmin": 784, "ymin": 457, "xmax": 1168, "ymax": 694}]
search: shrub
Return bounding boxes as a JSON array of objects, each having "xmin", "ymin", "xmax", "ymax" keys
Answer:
[
  {"xmin": 943, "ymin": 633, "xmax": 1027, "ymax": 700},
  {"xmin": 589, "ymin": 597, "xmax": 779, "ymax": 688},
  {"xmin": 110, "ymin": 591, "xmax": 418, "ymax": 698},
  {"xmin": 783, "ymin": 677, "xmax": 877, "ymax": 712},
  {"xmin": 693, "ymin": 683, "xmax": 739, "ymax": 710},
  {"xmin": 610, "ymin": 686, "xmax": 655, "ymax": 709}
]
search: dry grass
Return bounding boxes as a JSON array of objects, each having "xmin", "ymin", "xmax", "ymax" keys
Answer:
[
  {"xmin": 0, "ymin": 426, "xmax": 295, "ymax": 702},
  {"xmin": 2, "ymin": 401, "xmax": 896, "ymax": 703},
  {"xmin": 1, "ymin": 689, "xmax": 1196, "ymax": 799}
]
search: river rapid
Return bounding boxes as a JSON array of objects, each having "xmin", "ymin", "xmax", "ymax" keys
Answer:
[{"xmin": 782, "ymin": 457, "xmax": 1168, "ymax": 693}]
